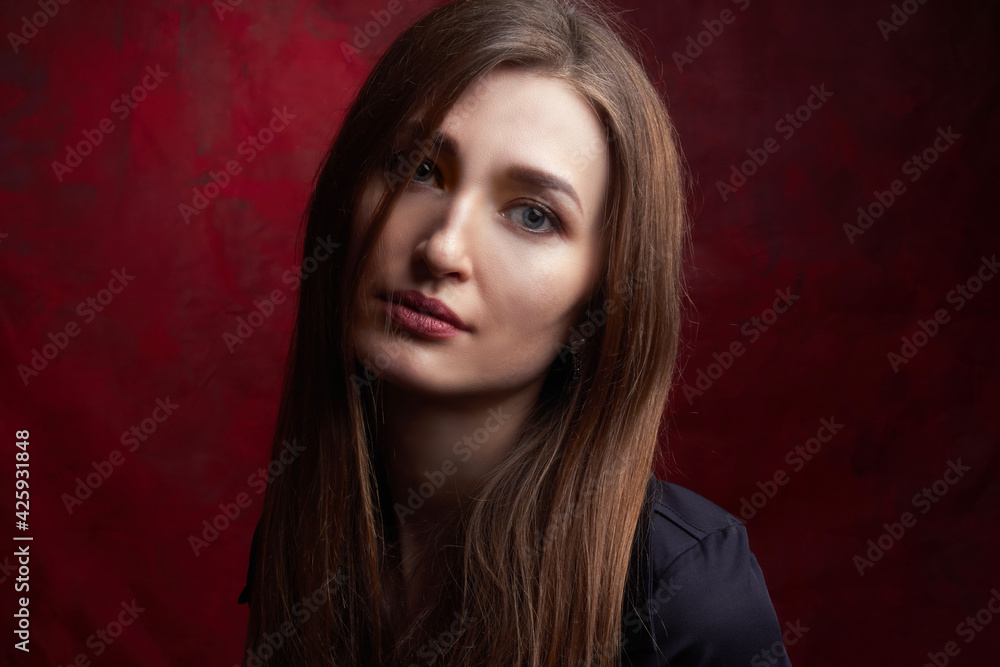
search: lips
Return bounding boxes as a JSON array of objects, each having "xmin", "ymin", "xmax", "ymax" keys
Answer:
[{"xmin": 383, "ymin": 289, "xmax": 469, "ymax": 331}]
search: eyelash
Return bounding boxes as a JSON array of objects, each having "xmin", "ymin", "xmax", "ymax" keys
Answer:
[
  {"xmin": 387, "ymin": 150, "xmax": 565, "ymax": 235},
  {"xmin": 507, "ymin": 201, "xmax": 563, "ymax": 235}
]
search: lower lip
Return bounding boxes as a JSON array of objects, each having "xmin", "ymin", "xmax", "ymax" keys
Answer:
[{"xmin": 381, "ymin": 299, "xmax": 464, "ymax": 338}]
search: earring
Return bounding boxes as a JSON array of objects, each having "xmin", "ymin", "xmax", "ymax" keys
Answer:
[{"xmin": 569, "ymin": 336, "xmax": 585, "ymax": 383}]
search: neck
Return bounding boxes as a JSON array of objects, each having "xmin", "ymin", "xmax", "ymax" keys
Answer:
[
  {"xmin": 376, "ymin": 379, "xmax": 542, "ymax": 529},
  {"xmin": 372, "ymin": 378, "xmax": 544, "ymax": 616}
]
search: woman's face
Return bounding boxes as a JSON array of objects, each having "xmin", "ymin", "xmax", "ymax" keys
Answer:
[{"xmin": 351, "ymin": 67, "xmax": 610, "ymax": 397}]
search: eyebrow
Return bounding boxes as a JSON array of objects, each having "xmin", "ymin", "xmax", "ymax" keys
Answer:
[
  {"xmin": 505, "ymin": 165, "xmax": 583, "ymax": 215},
  {"xmin": 397, "ymin": 123, "xmax": 584, "ymax": 215}
]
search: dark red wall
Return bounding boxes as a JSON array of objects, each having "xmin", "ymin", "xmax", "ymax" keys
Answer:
[{"xmin": 1, "ymin": 0, "xmax": 997, "ymax": 665}]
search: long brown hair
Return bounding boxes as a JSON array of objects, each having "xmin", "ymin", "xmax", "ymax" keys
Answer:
[{"xmin": 244, "ymin": 0, "xmax": 689, "ymax": 664}]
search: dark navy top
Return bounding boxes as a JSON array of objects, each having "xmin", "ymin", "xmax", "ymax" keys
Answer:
[
  {"xmin": 239, "ymin": 473, "xmax": 793, "ymax": 666},
  {"xmin": 618, "ymin": 473, "xmax": 794, "ymax": 666}
]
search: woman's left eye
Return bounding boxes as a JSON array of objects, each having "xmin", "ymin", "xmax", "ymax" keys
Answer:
[{"xmin": 507, "ymin": 203, "xmax": 561, "ymax": 234}]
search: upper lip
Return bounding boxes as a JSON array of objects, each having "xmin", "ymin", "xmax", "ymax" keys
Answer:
[{"xmin": 384, "ymin": 289, "xmax": 470, "ymax": 331}]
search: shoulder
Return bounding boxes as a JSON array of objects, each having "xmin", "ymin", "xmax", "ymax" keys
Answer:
[
  {"xmin": 646, "ymin": 477, "xmax": 747, "ymax": 570},
  {"xmin": 634, "ymin": 476, "xmax": 793, "ymax": 666}
]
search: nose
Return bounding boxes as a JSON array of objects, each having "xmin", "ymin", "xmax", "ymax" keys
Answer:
[{"xmin": 413, "ymin": 194, "xmax": 477, "ymax": 282}]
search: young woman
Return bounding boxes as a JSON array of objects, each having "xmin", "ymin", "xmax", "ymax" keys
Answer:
[{"xmin": 238, "ymin": 0, "xmax": 792, "ymax": 665}]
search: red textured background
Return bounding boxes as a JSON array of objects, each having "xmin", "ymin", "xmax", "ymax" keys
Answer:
[{"xmin": 1, "ymin": 0, "xmax": 998, "ymax": 665}]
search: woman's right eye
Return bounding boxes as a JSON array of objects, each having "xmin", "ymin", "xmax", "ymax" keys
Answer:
[
  {"xmin": 412, "ymin": 158, "xmax": 440, "ymax": 185},
  {"xmin": 388, "ymin": 150, "xmax": 443, "ymax": 188}
]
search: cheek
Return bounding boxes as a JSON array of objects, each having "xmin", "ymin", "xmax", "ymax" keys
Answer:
[{"xmin": 482, "ymin": 247, "xmax": 591, "ymax": 341}]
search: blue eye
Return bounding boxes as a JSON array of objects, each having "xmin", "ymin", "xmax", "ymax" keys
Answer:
[
  {"xmin": 508, "ymin": 203, "xmax": 561, "ymax": 234},
  {"xmin": 412, "ymin": 157, "xmax": 440, "ymax": 184}
]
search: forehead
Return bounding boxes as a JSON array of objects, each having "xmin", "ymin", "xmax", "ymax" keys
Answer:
[{"xmin": 444, "ymin": 67, "xmax": 605, "ymax": 157}]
